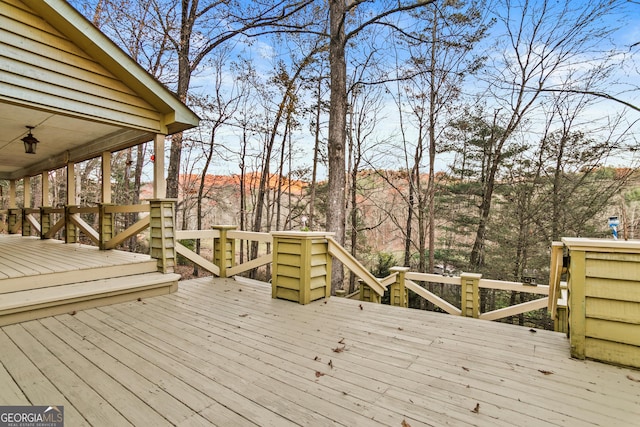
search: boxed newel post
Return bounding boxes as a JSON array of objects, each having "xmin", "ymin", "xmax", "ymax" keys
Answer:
[
  {"xmin": 562, "ymin": 238, "xmax": 640, "ymax": 368},
  {"xmin": 40, "ymin": 207, "xmax": 51, "ymax": 239},
  {"xmin": 389, "ymin": 267, "xmax": 410, "ymax": 307},
  {"xmin": 359, "ymin": 283, "xmax": 382, "ymax": 303},
  {"xmin": 149, "ymin": 199, "xmax": 177, "ymax": 274},
  {"xmin": 21, "ymin": 209, "xmax": 31, "ymax": 237},
  {"xmin": 8, "ymin": 208, "xmax": 21, "ymax": 234},
  {"xmin": 461, "ymin": 273, "xmax": 481, "ymax": 318},
  {"xmin": 64, "ymin": 205, "xmax": 77, "ymax": 243},
  {"xmin": 271, "ymin": 231, "xmax": 332, "ymax": 304},
  {"xmin": 212, "ymin": 225, "xmax": 237, "ymax": 278},
  {"xmin": 98, "ymin": 203, "xmax": 114, "ymax": 250}
]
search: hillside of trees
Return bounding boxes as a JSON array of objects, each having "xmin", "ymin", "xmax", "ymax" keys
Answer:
[{"xmin": 162, "ymin": 166, "xmax": 639, "ymax": 281}]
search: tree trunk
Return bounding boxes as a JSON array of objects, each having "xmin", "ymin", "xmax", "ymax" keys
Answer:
[{"xmin": 327, "ymin": 0, "xmax": 348, "ymax": 293}]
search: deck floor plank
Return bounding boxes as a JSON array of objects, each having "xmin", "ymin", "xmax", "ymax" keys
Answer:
[
  {"xmin": 135, "ymin": 289, "xmax": 494, "ymax": 426},
  {"xmin": 173, "ymin": 279, "xmax": 640, "ymax": 425},
  {"xmin": 158, "ymin": 283, "xmax": 572, "ymax": 426},
  {"xmin": 0, "ymin": 329, "xmax": 89, "ymax": 426},
  {"xmin": 96, "ymin": 300, "xmax": 427, "ymax": 427},
  {"xmin": 31, "ymin": 317, "xmax": 173, "ymax": 426},
  {"xmin": 0, "ymin": 236, "xmax": 153, "ymax": 280},
  {"xmin": 52, "ymin": 313, "xmax": 219, "ymax": 426},
  {"xmin": 1, "ymin": 275, "xmax": 639, "ymax": 426},
  {"xmin": 0, "ymin": 352, "xmax": 30, "ymax": 405},
  {"xmin": 76, "ymin": 308, "xmax": 320, "ymax": 427},
  {"xmin": 3, "ymin": 323, "xmax": 134, "ymax": 427}
]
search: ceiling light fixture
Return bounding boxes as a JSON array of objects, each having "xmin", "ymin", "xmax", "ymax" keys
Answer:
[{"xmin": 21, "ymin": 126, "xmax": 39, "ymax": 154}]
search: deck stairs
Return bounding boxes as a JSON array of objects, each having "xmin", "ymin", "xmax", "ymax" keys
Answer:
[{"xmin": 0, "ymin": 257, "xmax": 179, "ymax": 327}]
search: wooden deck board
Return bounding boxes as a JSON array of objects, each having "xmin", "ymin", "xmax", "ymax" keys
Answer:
[
  {"xmin": 0, "ymin": 235, "xmax": 159, "ymax": 296},
  {"xmin": 0, "ymin": 277, "xmax": 639, "ymax": 426},
  {"xmin": 168, "ymin": 282, "xmax": 635, "ymax": 426},
  {"xmin": 0, "ymin": 329, "xmax": 90, "ymax": 426},
  {"xmin": 0, "ymin": 236, "xmax": 153, "ymax": 280},
  {"xmin": 3, "ymin": 323, "xmax": 134, "ymax": 426}
]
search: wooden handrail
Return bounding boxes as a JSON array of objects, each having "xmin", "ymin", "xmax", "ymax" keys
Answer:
[
  {"xmin": 479, "ymin": 297, "xmax": 548, "ymax": 321},
  {"xmin": 227, "ymin": 253, "xmax": 273, "ymax": 276},
  {"xmin": 175, "ymin": 240, "xmax": 221, "ymax": 276},
  {"xmin": 227, "ymin": 230, "xmax": 272, "ymax": 243},
  {"xmin": 104, "ymin": 216, "xmax": 150, "ymax": 249},
  {"xmin": 176, "ymin": 230, "xmax": 220, "ymax": 240},
  {"xmin": 327, "ymin": 236, "xmax": 385, "ymax": 296},
  {"xmin": 174, "ymin": 228, "xmax": 272, "ymax": 278},
  {"xmin": 405, "ymin": 279, "xmax": 462, "ymax": 315},
  {"xmin": 68, "ymin": 206, "xmax": 99, "ymax": 214},
  {"xmin": 104, "ymin": 204, "xmax": 150, "ymax": 214},
  {"xmin": 69, "ymin": 213, "xmax": 99, "ymax": 244},
  {"xmin": 43, "ymin": 217, "xmax": 65, "ymax": 239},
  {"xmin": 25, "ymin": 212, "xmax": 41, "ymax": 234}
]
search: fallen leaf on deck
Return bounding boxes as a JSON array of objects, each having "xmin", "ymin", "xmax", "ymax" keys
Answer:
[
  {"xmin": 239, "ymin": 314, "xmax": 248, "ymax": 317},
  {"xmin": 462, "ymin": 366, "xmax": 470, "ymax": 372},
  {"xmin": 529, "ymin": 328, "xmax": 537, "ymax": 333},
  {"xmin": 315, "ymin": 371, "xmax": 325, "ymax": 378},
  {"xmin": 627, "ymin": 375, "xmax": 640, "ymax": 382},
  {"xmin": 471, "ymin": 403, "xmax": 480, "ymax": 413},
  {"xmin": 538, "ymin": 369, "xmax": 554, "ymax": 375},
  {"xmin": 338, "ymin": 337, "xmax": 345, "ymax": 344},
  {"xmin": 398, "ymin": 327, "xmax": 404, "ymax": 331},
  {"xmin": 328, "ymin": 360, "xmax": 333, "ymax": 368},
  {"xmin": 401, "ymin": 420, "xmax": 412, "ymax": 427},
  {"xmin": 69, "ymin": 311, "xmax": 77, "ymax": 316},
  {"xmin": 333, "ymin": 345, "xmax": 346, "ymax": 353}
]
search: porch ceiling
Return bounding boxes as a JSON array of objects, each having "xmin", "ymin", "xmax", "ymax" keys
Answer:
[{"xmin": 0, "ymin": 101, "xmax": 152, "ymax": 180}]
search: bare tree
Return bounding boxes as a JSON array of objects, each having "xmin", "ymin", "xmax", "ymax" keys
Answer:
[
  {"xmin": 469, "ymin": 0, "xmax": 630, "ymax": 269},
  {"xmin": 326, "ymin": 0, "xmax": 435, "ymax": 293}
]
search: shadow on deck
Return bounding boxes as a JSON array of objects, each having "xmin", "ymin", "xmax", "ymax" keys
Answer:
[{"xmin": 1, "ymin": 277, "xmax": 638, "ymax": 426}]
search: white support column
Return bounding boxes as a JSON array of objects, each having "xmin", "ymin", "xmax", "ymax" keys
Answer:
[
  {"xmin": 23, "ymin": 176, "xmax": 31, "ymax": 208},
  {"xmin": 67, "ymin": 162, "xmax": 76, "ymax": 205},
  {"xmin": 9, "ymin": 180, "xmax": 16, "ymax": 208},
  {"xmin": 153, "ymin": 134, "xmax": 167, "ymax": 199},
  {"xmin": 102, "ymin": 151, "xmax": 112, "ymax": 204},
  {"xmin": 41, "ymin": 171, "xmax": 50, "ymax": 206}
]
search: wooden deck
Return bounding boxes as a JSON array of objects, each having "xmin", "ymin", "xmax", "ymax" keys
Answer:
[
  {"xmin": 1, "ymin": 277, "xmax": 638, "ymax": 426},
  {"xmin": 0, "ymin": 235, "xmax": 179, "ymax": 326}
]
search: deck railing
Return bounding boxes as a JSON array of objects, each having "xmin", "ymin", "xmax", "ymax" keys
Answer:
[
  {"xmin": 172, "ymin": 226, "xmax": 567, "ymax": 330},
  {"xmin": 175, "ymin": 226, "xmax": 273, "ymax": 278},
  {"xmin": 3, "ymin": 200, "xmax": 176, "ymax": 273},
  {"xmin": 2, "ymin": 208, "xmax": 567, "ymax": 330},
  {"xmin": 9, "ymin": 204, "xmax": 152, "ymax": 250}
]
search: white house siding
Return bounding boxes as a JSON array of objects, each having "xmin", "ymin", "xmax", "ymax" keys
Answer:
[{"xmin": 0, "ymin": 0, "xmax": 163, "ymax": 132}]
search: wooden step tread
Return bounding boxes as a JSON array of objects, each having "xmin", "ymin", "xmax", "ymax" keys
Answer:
[
  {"xmin": 0, "ymin": 273, "xmax": 180, "ymax": 313},
  {"xmin": 0, "ymin": 260, "xmax": 159, "ymax": 294}
]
